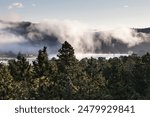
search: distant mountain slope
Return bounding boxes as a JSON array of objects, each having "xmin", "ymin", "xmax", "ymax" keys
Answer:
[
  {"xmin": 0, "ymin": 20, "xmax": 150, "ymax": 56},
  {"xmin": 136, "ymin": 27, "xmax": 150, "ymax": 34}
]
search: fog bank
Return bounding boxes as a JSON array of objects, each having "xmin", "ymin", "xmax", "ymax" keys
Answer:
[{"xmin": 0, "ymin": 20, "xmax": 150, "ymax": 55}]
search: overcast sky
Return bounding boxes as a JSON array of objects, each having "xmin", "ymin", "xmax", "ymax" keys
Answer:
[{"xmin": 0, "ymin": 0, "xmax": 150, "ymax": 28}]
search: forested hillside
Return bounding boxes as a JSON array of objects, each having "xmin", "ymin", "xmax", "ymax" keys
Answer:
[{"xmin": 0, "ymin": 41, "xmax": 150, "ymax": 100}]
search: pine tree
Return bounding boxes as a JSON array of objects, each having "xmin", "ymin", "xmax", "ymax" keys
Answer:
[
  {"xmin": 8, "ymin": 53, "xmax": 31, "ymax": 99},
  {"xmin": 33, "ymin": 46, "xmax": 49, "ymax": 77},
  {"xmin": 56, "ymin": 41, "xmax": 79, "ymax": 99},
  {"xmin": 0, "ymin": 64, "xmax": 14, "ymax": 99},
  {"xmin": 8, "ymin": 52, "xmax": 31, "ymax": 81},
  {"xmin": 57, "ymin": 41, "xmax": 76, "ymax": 66}
]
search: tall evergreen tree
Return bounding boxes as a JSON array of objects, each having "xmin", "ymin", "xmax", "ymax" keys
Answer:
[
  {"xmin": 33, "ymin": 46, "xmax": 49, "ymax": 77},
  {"xmin": 0, "ymin": 64, "xmax": 14, "ymax": 99},
  {"xmin": 8, "ymin": 52, "xmax": 31, "ymax": 81},
  {"xmin": 56, "ymin": 41, "xmax": 79, "ymax": 99},
  {"xmin": 57, "ymin": 41, "xmax": 76, "ymax": 66}
]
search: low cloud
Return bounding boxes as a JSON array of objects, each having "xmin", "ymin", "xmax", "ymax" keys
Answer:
[
  {"xmin": 28, "ymin": 19, "xmax": 150, "ymax": 53},
  {"xmin": 0, "ymin": 19, "xmax": 150, "ymax": 55},
  {"xmin": 31, "ymin": 20, "xmax": 94, "ymax": 53}
]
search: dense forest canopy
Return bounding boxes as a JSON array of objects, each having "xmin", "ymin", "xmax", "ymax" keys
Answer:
[{"xmin": 0, "ymin": 41, "xmax": 150, "ymax": 100}]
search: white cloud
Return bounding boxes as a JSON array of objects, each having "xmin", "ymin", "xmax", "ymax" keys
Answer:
[
  {"xmin": 123, "ymin": 5, "xmax": 129, "ymax": 8},
  {"xmin": 8, "ymin": 3, "xmax": 23, "ymax": 9},
  {"xmin": 32, "ymin": 3, "xmax": 36, "ymax": 7}
]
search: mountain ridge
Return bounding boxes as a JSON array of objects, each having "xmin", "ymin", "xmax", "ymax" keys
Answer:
[{"xmin": 0, "ymin": 20, "xmax": 150, "ymax": 56}]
